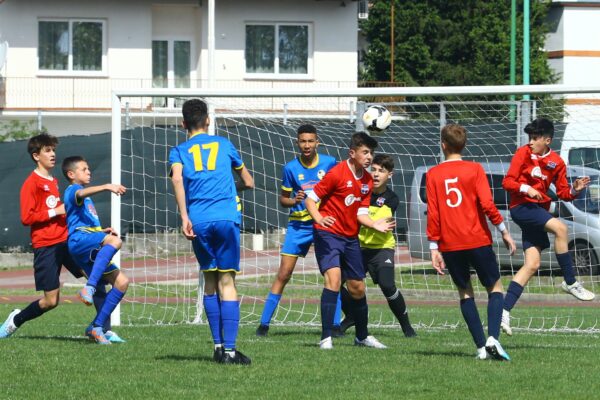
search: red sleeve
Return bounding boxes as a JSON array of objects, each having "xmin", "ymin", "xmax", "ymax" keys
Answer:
[
  {"xmin": 425, "ymin": 170, "xmax": 441, "ymax": 243},
  {"xmin": 313, "ymin": 167, "xmax": 337, "ymax": 200},
  {"xmin": 20, "ymin": 177, "xmax": 51, "ymax": 226},
  {"xmin": 475, "ymin": 164, "xmax": 503, "ymax": 225},
  {"xmin": 553, "ymin": 162, "xmax": 576, "ymax": 201},
  {"xmin": 503, "ymin": 146, "xmax": 527, "ymax": 194}
]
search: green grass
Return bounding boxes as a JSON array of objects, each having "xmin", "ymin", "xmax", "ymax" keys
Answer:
[{"xmin": 1, "ymin": 303, "xmax": 600, "ymax": 399}]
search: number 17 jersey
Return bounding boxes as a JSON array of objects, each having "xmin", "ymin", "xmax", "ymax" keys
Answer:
[
  {"xmin": 425, "ymin": 159, "xmax": 504, "ymax": 252},
  {"xmin": 169, "ymin": 132, "xmax": 244, "ymax": 224}
]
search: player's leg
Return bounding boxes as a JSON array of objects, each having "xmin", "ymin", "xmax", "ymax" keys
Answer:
[
  {"xmin": 257, "ymin": 255, "xmax": 299, "ymax": 336},
  {"xmin": 218, "ymin": 271, "xmax": 250, "ymax": 364},
  {"xmin": 1, "ymin": 245, "xmax": 62, "ymax": 338},
  {"xmin": 79, "ymin": 233, "xmax": 122, "ymax": 304},
  {"xmin": 201, "ymin": 271, "xmax": 224, "ymax": 361},
  {"xmin": 545, "ymin": 218, "xmax": 595, "ymax": 300},
  {"xmin": 86, "ymin": 266, "xmax": 128, "ymax": 345},
  {"xmin": 338, "ymin": 283, "xmax": 355, "ymax": 332}
]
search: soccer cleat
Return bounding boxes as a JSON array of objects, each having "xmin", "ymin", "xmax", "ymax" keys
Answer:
[
  {"xmin": 339, "ymin": 317, "xmax": 355, "ymax": 333},
  {"xmin": 0, "ymin": 309, "xmax": 21, "ymax": 339},
  {"xmin": 77, "ymin": 285, "xmax": 95, "ymax": 306},
  {"xmin": 402, "ymin": 326, "xmax": 417, "ymax": 338},
  {"xmin": 213, "ymin": 346, "xmax": 224, "ymax": 362},
  {"xmin": 354, "ymin": 335, "xmax": 387, "ymax": 349},
  {"xmin": 220, "ymin": 350, "xmax": 251, "ymax": 365},
  {"xmin": 331, "ymin": 325, "xmax": 345, "ymax": 338},
  {"xmin": 85, "ymin": 325, "xmax": 111, "ymax": 345},
  {"xmin": 319, "ymin": 336, "xmax": 333, "ymax": 350},
  {"xmin": 476, "ymin": 347, "xmax": 489, "ymax": 360},
  {"xmin": 255, "ymin": 324, "xmax": 269, "ymax": 337},
  {"xmin": 105, "ymin": 330, "xmax": 126, "ymax": 343},
  {"xmin": 501, "ymin": 309, "xmax": 512, "ymax": 336},
  {"xmin": 561, "ymin": 281, "xmax": 595, "ymax": 301},
  {"xmin": 485, "ymin": 336, "xmax": 511, "ymax": 361}
]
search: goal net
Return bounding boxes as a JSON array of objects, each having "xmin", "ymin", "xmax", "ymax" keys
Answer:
[{"xmin": 111, "ymin": 86, "xmax": 600, "ymax": 333}]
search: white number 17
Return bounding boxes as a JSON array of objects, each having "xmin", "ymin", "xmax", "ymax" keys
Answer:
[{"xmin": 444, "ymin": 177, "xmax": 463, "ymax": 208}]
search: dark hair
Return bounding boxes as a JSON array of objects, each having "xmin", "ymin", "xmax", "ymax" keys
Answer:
[
  {"xmin": 524, "ymin": 118, "xmax": 554, "ymax": 138},
  {"xmin": 441, "ymin": 124, "xmax": 467, "ymax": 154},
  {"xmin": 27, "ymin": 133, "xmax": 58, "ymax": 162},
  {"xmin": 297, "ymin": 124, "xmax": 317, "ymax": 136},
  {"xmin": 372, "ymin": 154, "xmax": 394, "ymax": 171},
  {"xmin": 182, "ymin": 99, "xmax": 209, "ymax": 132},
  {"xmin": 62, "ymin": 156, "xmax": 86, "ymax": 181},
  {"xmin": 350, "ymin": 131, "xmax": 378, "ymax": 151}
]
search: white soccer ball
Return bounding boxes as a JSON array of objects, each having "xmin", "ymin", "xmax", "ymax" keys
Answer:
[{"xmin": 362, "ymin": 105, "xmax": 392, "ymax": 132}]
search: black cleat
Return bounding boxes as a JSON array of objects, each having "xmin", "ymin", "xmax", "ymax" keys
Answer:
[
  {"xmin": 402, "ymin": 327, "xmax": 417, "ymax": 338},
  {"xmin": 331, "ymin": 325, "xmax": 345, "ymax": 338},
  {"xmin": 339, "ymin": 317, "xmax": 355, "ymax": 333},
  {"xmin": 221, "ymin": 350, "xmax": 252, "ymax": 365},
  {"xmin": 256, "ymin": 324, "xmax": 269, "ymax": 337},
  {"xmin": 213, "ymin": 346, "xmax": 224, "ymax": 362}
]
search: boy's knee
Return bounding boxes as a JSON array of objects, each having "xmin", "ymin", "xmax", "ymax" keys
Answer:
[
  {"xmin": 379, "ymin": 284, "xmax": 397, "ymax": 298},
  {"xmin": 104, "ymin": 235, "xmax": 122, "ymax": 249},
  {"xmin": 346, "ymin": 280, "xmax": 366, "ymax": 299},
  {"xmin": 277, "ymin": 268, "xmax": 293, "ymax": 284}
]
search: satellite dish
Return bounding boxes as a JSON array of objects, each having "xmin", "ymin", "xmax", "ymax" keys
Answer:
[{"xmin": 0, "ymin": 41, "xmax": 8, "ymax": 74}]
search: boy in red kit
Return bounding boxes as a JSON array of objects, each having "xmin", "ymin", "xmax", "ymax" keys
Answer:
[
  {"xmin": 501, "ymin": 118, "xmax": 594, "ymax": 336},
  {"xmin": 427, "ymin": 124, "xmax": 516, "ymax": 360},
  {"xmin": 305, "ymin": 131, "xmax": 394, "ymax": 350},
  {"xmin": 0, "ymin": 134, "xmax": 123, "ymax": 342}
]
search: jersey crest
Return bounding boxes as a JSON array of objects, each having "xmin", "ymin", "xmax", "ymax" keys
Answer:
[
  {"xmin": 376, "ymin": 196, "xmax": 385, "ymax": 207},
  {"xmin": 361, "ymin": 184, "xmax": 369, "ymax": 195}
]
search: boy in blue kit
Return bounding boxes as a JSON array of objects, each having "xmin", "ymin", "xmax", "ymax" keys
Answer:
[
  {"xmin": 62, "ymin": 156, "xmax": 130, "ymax": 345},
  {"xmin": 170, "ymin": 99, "xmax": 254, "ymax": 365},
  {"xmin": 256, "ymin": 124, "xmax": 339, "ymax": 337}
]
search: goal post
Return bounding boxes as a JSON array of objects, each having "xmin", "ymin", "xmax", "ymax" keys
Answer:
[{"xmin": 110, "ymin": 85, "xmax": 600, "ymax": 332}]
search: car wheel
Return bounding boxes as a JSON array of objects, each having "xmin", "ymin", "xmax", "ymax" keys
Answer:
[{"xmin": 569, "ymin": 241, "xmax": 600, "ymax": 276}]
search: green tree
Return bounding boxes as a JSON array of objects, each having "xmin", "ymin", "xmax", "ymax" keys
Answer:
[
  {"xmin": 0, "ymin": 120, "xmax": 46, "ymax": 142},
  {"xmin": 360, "ymin": 0, "xmax": 556, "ymax": 87}
]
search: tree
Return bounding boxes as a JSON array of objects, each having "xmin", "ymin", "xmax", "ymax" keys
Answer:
[
  {"xmin": 360, "ymin": 1, "xmax": 556, "ymax": 87},
  {"xmin": 0, "ymin": 120, "xmax": 46, "ymax": 142}
]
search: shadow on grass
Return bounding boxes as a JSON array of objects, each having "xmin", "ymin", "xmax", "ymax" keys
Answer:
[
  {"xmin": 18, "ymin": 335, "xmax": 88, "ymax": 343},
  {"xmin": 411, "ymin": 349, "xmax": 473, "ymax": 358},
  {"xmin": 157, "ymin": 354, "xmax": 214, "ymax": 363}
]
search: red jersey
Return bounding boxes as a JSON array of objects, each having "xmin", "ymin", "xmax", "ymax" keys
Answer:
[
  {"xmin": 426, "ymin": 160, "xmax": 503, "ymax": 252},
  {"xmin": 503, "ymin": 145, "xmax": 575, "ymax": 210},
  {"xmin": 20, "ymin": 171, "xmax": 68, "ymax": 248},
  {"xmin": 311, "ymin": 160, "xmax": 372, "ymax": 238}
]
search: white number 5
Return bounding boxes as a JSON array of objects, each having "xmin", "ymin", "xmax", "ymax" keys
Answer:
[{"xmin": 444, "ymin": 177, "xmax": 462, "ymax": 208}]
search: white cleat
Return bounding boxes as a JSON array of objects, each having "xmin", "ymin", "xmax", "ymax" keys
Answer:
[
  {"xmin": 485, "ymin": 336, "xmax": 511, "ymax": 361},
  {"xmin": 501, "ymin": 309, "xmax": 512, "ymax": 337},
  {"xmin": 354, "ymin": 335, "xmax": 387, "ymax": 349},
  {"xmin": 561, "ymin": 281, "xmax": 595, "ymax": 301},
  {"xmin": 476, "ymin": 347, "xmax": 489, "ymax": 360},
  {"xmin": 319, "ymin": 336, "xmax": 333, "ymax": 350},
  {"xmin": 0, "ymin": 309, "xmax": 21, "ymax": 339}
]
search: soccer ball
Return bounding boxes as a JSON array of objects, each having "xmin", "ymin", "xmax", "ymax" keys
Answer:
[{"xmin": 362, "ymin": 105, "xmax": 392, "ymax": 132}]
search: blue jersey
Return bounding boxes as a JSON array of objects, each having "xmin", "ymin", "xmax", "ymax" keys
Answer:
[
  {"xmin": 169, "ymin": 132, "xmax": 244, "ymax": 224},
  {"xmin": 281, "ymin": 154, "xmax": 337, "ymax": 222},
  {"xmin": 63, "ymin": 184, "xmax": 102, "ymax": 235}
]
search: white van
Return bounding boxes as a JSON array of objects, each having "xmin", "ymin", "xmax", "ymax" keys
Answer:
[
  {"xmin": 407, "ymin": 162, "xmax": 600, "ymax": 276},
  {"xmin": 560, "ymin": 121, "xmax": 600, "ymax": 170}
]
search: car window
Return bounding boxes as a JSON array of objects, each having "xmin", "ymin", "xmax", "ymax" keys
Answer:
[
  {"xmin": 488, "ymin": 174, "xmax": 509, "ymax": 210},
  {"xmin": 569, "ymin": 148, "xmax": 600, "ymax": 170},
  {"xmin": 419, "ymin": 173, "xmax": 427, "ymax": 203}
]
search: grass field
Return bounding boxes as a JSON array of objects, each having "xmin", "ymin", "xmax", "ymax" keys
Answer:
[{"xmin": 1, "ymin": 302, "xmax": 600, "ymax": 400}]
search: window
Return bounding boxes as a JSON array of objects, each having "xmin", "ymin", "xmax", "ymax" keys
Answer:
[
  {"xmin": 152, "ymin": 39, "xmax": 192, "ymax": 108},
  {"xmin": 38, "ymin": 19, "xmax": 105, "ymax": 74},
  {"xmin": 245, "ymin": 23, "xmax": 310, "ymax": 77}
]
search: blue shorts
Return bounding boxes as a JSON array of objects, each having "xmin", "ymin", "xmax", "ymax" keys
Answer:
[
  {"xmin": 442, "ymin": 246, "xmax": 500, "ymax": 289},
  {"xmin": 313, "ymin": 229, "xmax": 366, "ymax": 281},
  {"xmin": 33, "ymin": 241, "xmax": 83, "ymax": 291},
  {"xmin": 68, "ymin": 231, "xmax": 119, "ymax": 277},
  {"xmin": 510, "ymin": 203, "xmax": 553, "ymax": 251},
  {"xmin": 192, "ymin": 221, "xmax": 240, "ymax": 272},
  {"xmin": 281, "ymin": 221, "xmax": 314, "ymax": 257}
]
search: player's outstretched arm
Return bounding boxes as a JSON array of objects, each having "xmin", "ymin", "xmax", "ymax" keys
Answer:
[
  {"xmin": 170, "ymin": 163, "xmax": 195, "ymax": 240},
  {"xmin": 235, "ymin": 165, "xmax": 254, "ymax": 192},
  {"xmin": 357, "ymin": 215, "xmax": 395, "ymax": 233},
  {"xmin": 305, "ymin": 197, "xmax": 335, "ymax": 228},
  {"xmin": 76, "ymin": 184, "xmax": 126, "ymax": 200}
]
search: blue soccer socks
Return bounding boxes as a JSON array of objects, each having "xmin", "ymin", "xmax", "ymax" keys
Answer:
[
  {"xmin": 487, "ymin": 292, "xmax": 504, "ymax": 339},
  {"xmin": 503, "ymin": 281, "xmax": 524, "ymax": 312},
  {"xmin": 93, "ymin": 287, "xmax": 125, "ymax": 328},
  {"xmin": 221, "ymin": 300, "xmax": 240, "ymax": 351},
  {"xmin": 320, "ymin": 288, "xmax": 338, "ymax": 340},
  {"xmin": 204, "ymin": 294, "xmax": 223, "ymax": 345},
  {"xmin": 88, "ymin": 244, "xmax": 118, "ymax": 288},
  {"xmin": 556, "ymin": 252, "xmax": 577, "ymax": 286},
  {"xmin": 460, "ymin": 297, "xmax": 485, "ymax": 349},
  {"xmin": 260, "ymin": 292, "xmax": 282, "ymax": 326}
]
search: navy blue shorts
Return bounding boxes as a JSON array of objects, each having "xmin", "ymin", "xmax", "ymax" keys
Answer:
[
  {"xmin": 510, "ymin": 203, "xmax": 553, "ymax": 251},
  {"xmin": 281, "ymin": 220, "xmax": 314, "ymax": 257},
  {"xmin": 313, "ymin": 229, "xmax": 366, "ymax": 280},
  {"xmin": 442, "ymin": 246, "xmax": 500, "ymax": 289},
  {"xmin": 33, "ymin": 241, "xmax": 83, "ymax": 291},
  {"xmin": 192, "ymin": 220, "xmax": 240, "ymax": 272}
]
